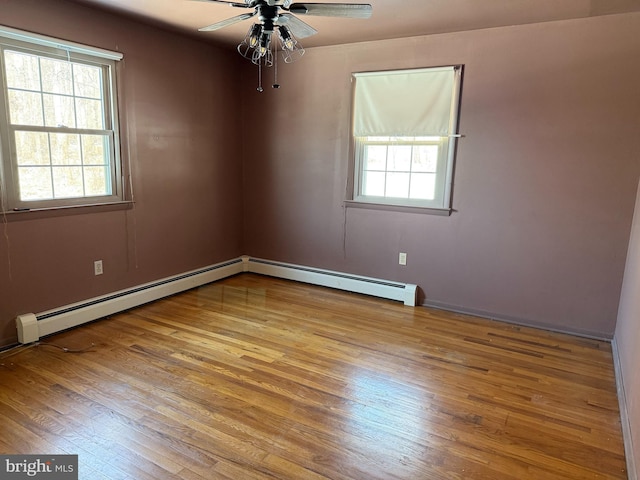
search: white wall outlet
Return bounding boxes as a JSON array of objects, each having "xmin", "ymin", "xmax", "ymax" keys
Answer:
[
  {"xmin": 399, "ymin": 252, "xmax": 407, "ymax": 265},
  {"xmin": 94, "ymin": 260, "xmax": 103, "ymax": 276}
]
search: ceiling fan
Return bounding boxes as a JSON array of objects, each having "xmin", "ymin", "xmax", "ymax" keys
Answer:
[{"xmin": 195, "ymin": 0, "xmax": 373, "ymax": 90}]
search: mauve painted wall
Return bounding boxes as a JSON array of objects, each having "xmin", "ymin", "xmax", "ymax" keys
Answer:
[
  {"xmin": 616, "ymin": 180, "xmax": 640, "ymax": 477},
  {"xmin": 0, "ymin": 0, "xmax": 244, "ymax": 346},
  {"xmin": 242, "ymin": 13, "xmax": 640, "ymax": 338}
]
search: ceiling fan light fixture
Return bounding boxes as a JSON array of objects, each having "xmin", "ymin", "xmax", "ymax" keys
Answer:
[
  {"xmin": 277, "ymin": 25, "xmax": 296, "ymax": 51},
  {"xmin": 277, "ymin": 26, "xmax": 305, "ymax": 63},
  {"xmin": 251, "ymin": 46, "xmax": 273, "ymax": 66},
  {"xmin": 237, "ymin": 32, "xmax": 253, "ymax": 60},
  {"xmin": 247, "ymin": 31, "xmax": 273, "ymax": 65},
  {"xmin": 248, "ymin": 23, "xmax": 262, "ymax": 48},
  {"xmin": 237, "ymin": 23, "xmax": 267, "ymax": 62},
  {"xmin": 258, "ymin": 31, "xmax": 272, "ymax": 56}
]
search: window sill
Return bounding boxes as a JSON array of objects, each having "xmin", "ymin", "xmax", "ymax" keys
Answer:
[
  {"xmin": 2, "ymin": 201, "xmax": 134, "ymax": 220},
  {"xmin": 344, "ymin": 200, "xmax": 453, "ymax": 216}
]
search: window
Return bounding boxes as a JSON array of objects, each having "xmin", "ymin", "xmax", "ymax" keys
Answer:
[
  {"xmin": 0, "ymin": 26, "xmax": 124, "ymax": 212},
  {"xmin": 351, "ymin": 66, "xmax": 463, "ymax": 211}
]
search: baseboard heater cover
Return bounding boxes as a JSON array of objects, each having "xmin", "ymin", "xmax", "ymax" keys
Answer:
[
  {"xmin": 15, "ymin": 256, "xmax": 417, "ymax": 344},
  {"xmin": 15, "ymin": 258, "xmax": 245, "ymax": 344},
  {"xmin": 246, "ymin": 257, "xmax": 417, "ymax": 307}
]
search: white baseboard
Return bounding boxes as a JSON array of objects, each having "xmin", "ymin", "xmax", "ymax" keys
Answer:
[
  {"xmin": 15, "ymin": 256, "xmax": 417, "ymax": 344},
  {"xmin": 612, "ymin": 337, "xmax": 638, "ymax": 480}
]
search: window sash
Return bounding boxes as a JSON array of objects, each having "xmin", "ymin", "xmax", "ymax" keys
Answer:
[
  {"xmin": 354, "ymin": 136, "xmax": 451, "ymax": 208},
  {"xmin": 9, "ymin": 127, "xmax": 117, "ymax": 202}
]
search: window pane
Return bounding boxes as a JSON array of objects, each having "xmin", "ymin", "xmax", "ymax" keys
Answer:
[
  {"xmin": 412, "ymin": 145, "xmax": 439, "ymax": 173},
  {"xmin": 43, "ymin": 93, "xmax": 75, "ymax": 128},
  {"xmin": 50, "ymin": 133, "xmax": 81, "ymax": 165},
  {"xmin": 365, "ymin": 145, "xmax": 387, "ymax": 170},
  {"xmin": 15, "ymin": 131, "xmax": 50, "ymax": 166},
  {"xmin": 40, "ymin": 57, "xmax": 73, "ymax": 95},
  {"xmin": 74, "ymin": 64, "xmax": 102, "ymax": 99},
  {"xmin": 18, "ymin": 167, "xmax": 53, "ymax": 200},
  {"xmin": 409, "ymin": 173, "xmax": 437, "ymax": 200},
  {"xmin": 75, "ymin": 98, "xmax": 103, "ymax": 129},
  {"xmin": 386, "ymin": 172, "xmax": 410, "ymax": 198},
  {"xmin": 53, "ymin": 166, "xmax": 84, "ymax": 198},
  {"xmin": 84, "ymin": 166, "xmax": 110, "ymax": 196},
  {"xmin": 388, "ymin": 145, "xmax": 411, "ymax": 172},
  {"xmin": 4, "ymin": 51, "xmax": 40, "ymax": 90},
  {"xmin": 81, "ymin": 135, "xmax": 108, "ymax": 165},
  {"xmin": 363, "ymin": 171, "xmax": 385, "ymax": 196},
  {"xmin": 8, "ymin": 90, "xmax": 44, "ymax": 126}
]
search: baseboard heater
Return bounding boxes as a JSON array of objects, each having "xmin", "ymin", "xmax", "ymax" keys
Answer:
[
  {"xmin": 246, "ymin": 257, "xmax": 417, "ymax": 307},
  {"xmin": 15, "ymin": 256, "xmax": 417, "ymax": 344},
  {"xmin": 15, "ymin": 258, "xmax": 245, "ymax": 344}
]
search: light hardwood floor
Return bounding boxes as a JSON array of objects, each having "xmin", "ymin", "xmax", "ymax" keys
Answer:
[{"xmin": 0, "ymin": 274, "xmax": 627, "ymax": 479}]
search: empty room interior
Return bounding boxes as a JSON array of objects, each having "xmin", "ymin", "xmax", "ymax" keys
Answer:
[{"xmin": 0, "ymin": 0, "xmax": 639, "ymax": 478}]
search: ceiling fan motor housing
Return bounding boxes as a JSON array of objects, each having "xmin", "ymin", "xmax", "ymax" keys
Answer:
[{"xmin": 259, "ymin": 4, "xmax": 279, "ymax": 33}]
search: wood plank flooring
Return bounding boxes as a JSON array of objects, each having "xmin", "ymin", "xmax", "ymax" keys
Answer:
[{"xmin": 0, "ymin": 273, "xmax": 627, "ymax": 479}]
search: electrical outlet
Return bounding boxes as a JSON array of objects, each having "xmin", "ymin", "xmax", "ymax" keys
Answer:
[
  {"xmin": 399, "ymin": 252, "xmax": 407, "ymax": 266},
  {"xmin": 94, "ymin": 260, "xmax": 103, "ymax": 276}
]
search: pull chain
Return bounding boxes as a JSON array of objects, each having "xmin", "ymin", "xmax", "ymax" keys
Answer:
[
  {"xmin": 257, "ymin": 59, "xmax": 263, "ymax": 92},
  {"xmin": 273, "ymin": 41, "xmax": 280, "ymax": 89}
]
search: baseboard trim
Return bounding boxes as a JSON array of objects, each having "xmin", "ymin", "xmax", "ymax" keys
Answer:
[
  {"xmin": 612, "ymin": 337, "xmax": 638, "ymax": 480},
  {"xmin": 15, "ymin": 256, "xmax": 417, "ymax": 344},
  {"xmin": 423, "ymin": 299, "xmax": 612, "ymax": 341}
]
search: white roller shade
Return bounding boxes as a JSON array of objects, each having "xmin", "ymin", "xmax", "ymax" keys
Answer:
[{"xmin": 353, "ymin": 66, "xmax": 457, "ymax": 137}]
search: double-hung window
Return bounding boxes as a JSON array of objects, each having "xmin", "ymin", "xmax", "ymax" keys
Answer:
[
  {"xmin": 351, "ymin": 66, "xmax": 463, "ymax": 212},
  {"xmin": 0, "ymin": 26, "xmax": 124, "ymax": 212}
]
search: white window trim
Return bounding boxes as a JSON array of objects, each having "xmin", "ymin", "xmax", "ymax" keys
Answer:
[
  {"xmin": 349, "ymin": 65, "xmax": 463, "ymax": 213},
  {"xmin": 0, "ymin": 25, "xmax": 125, "ymax": 213},
  {"xmin": 0, "ymin": 25, "xmax": 123, "ymax": 61}
]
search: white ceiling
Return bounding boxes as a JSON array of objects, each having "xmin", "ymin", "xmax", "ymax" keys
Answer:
[{"xmin": 70, "ymin": 0, "xmax": 640, "ymax": 49}]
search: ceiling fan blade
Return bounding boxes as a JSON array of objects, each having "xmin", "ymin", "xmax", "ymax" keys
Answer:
[
  {"xmin": 198, "ymin": 12, "xmax": 256, "ymax": 31},
  {"xmin": 278, "ymin": 13, "xmax": 318, "ymax": 38},
  {"xmin": 288, "ymin": 3, "xmax": 372, "ymax": 18},
  {"xmin": 191, "ymin": 0, "xmax": 253, "ymax": 7}
]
